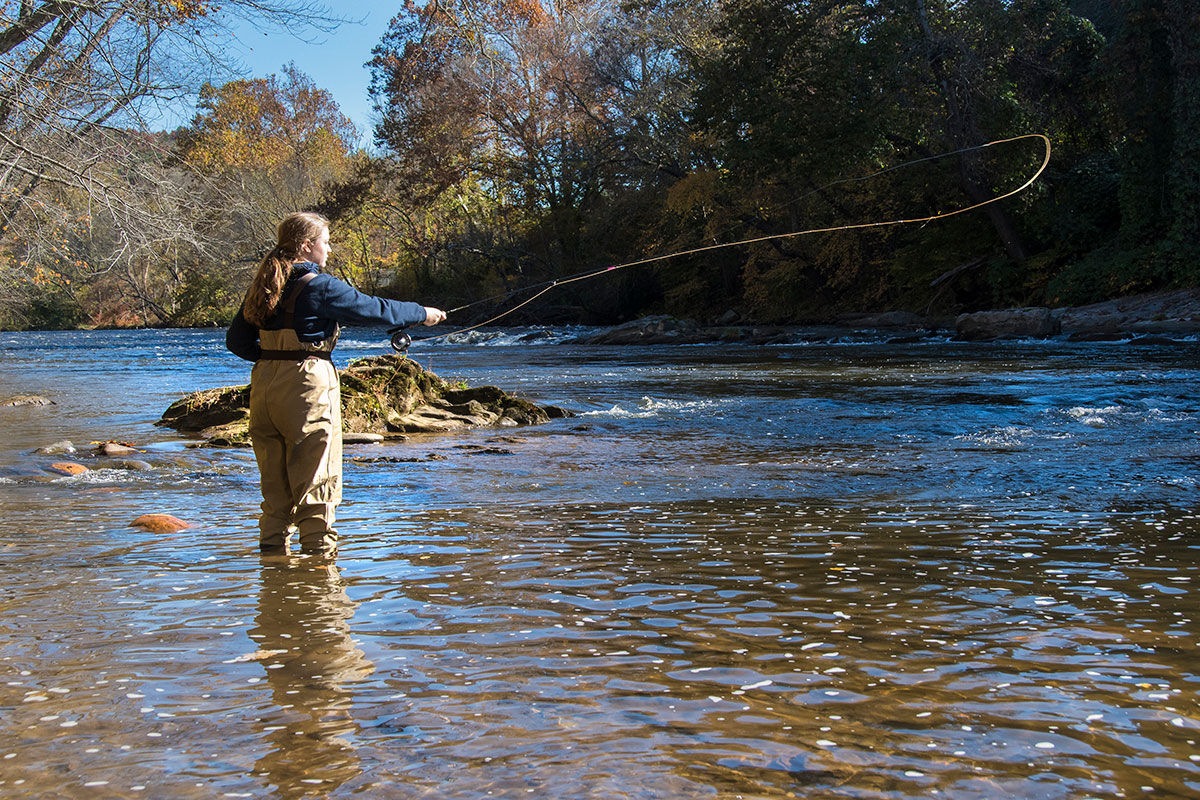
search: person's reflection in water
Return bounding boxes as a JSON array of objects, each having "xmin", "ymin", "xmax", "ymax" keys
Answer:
[{"xmin": 250, "ymin": 555, "xmax": 374, "ymax": 796}]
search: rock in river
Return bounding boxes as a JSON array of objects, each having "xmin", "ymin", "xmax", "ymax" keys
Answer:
[
  {"xmin": 46, "ymin": 462, "xmax": 88, "ymax": 476},
  {"xmin": 955, "ymin": 307, "xmax": 1060, "ymax": 340},
  {"xmin": 157, "ymin": 353, "xmax": 571, "ymax": 446},
  {"xmin": 1, "ymin": 394, "xmax": 54, "ymax": 407},
  {"xmin": 130, "ymin": 514, "xmax": 190, "ymax": 533},
  {"xmin": 96, "ymin": 442, "xmax": 140, "ymax": 456},
  {"xmin": 34, "ymin": 440, "xmax": 76, "ymax": 455}
]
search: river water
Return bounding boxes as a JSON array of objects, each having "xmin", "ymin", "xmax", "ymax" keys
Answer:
[{"xmin": 0, "ymin": 327, "xmax": 1197, "ymax": 799}]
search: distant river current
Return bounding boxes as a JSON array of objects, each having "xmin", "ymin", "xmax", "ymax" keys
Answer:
[{"xmin": 0, "ymin": 327, "xmax": 1197, "ymax": 799}]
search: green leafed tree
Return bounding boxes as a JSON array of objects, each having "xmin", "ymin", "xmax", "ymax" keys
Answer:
[{"xmin": 690, "ymin": 0, "xmax": 1117, "ymax": 319}]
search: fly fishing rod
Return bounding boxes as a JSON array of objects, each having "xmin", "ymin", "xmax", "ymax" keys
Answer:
[{"xmin": 389, "ymin": 133, "xmax": 1051, "ymax": 352}]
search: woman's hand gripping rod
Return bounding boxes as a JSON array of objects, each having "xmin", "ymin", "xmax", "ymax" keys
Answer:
[{"xmin": 389, "ymin": 306, "xmax": 448, "ymax": 353}]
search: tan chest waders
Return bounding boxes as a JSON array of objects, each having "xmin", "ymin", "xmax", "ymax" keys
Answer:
[{"xmin": 249, "ymin": 271, "xmax": 342, "ymax": 554}]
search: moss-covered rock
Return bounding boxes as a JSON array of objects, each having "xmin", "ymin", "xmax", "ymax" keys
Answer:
[
  {"xmin": 157, "ymin": 385, "xmax": 251, "ymax": 445},
  {"xmin": 157, "ymin": 354, "xmax": 570, "ymax": 446}
]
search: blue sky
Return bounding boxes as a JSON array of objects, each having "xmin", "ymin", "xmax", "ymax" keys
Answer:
[{"xmin": 215, "ymin": 1, "xmax": 397, "ymax": 141}]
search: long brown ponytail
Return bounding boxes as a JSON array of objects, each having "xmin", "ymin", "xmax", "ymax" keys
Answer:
[{"xmin": 242, "ymin": 212, "xmax": 330, "ymax": 327}]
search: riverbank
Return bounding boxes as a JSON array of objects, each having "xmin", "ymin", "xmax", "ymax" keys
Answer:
[
  {"xmin": 8, "ymin": 288, "xmax": 1200, "ymax": 342},
  {"xmin": 573, "ymin": 288, "xmax": 1200, "ymax": 345}
]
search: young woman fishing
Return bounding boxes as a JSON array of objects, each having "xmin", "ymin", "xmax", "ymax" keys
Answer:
[{"xmin": 227, "ymin": 212, "xmax": 446, "ymax": 556}]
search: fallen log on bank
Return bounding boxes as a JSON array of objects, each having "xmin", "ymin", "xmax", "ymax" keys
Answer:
[{"xmin": 157, "ymin": 353, "xmax": 570, "ymax": 446}]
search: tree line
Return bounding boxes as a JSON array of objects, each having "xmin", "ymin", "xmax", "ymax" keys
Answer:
[{"xmin": 0, "ymin": 0, "xmax": 1196, "ymax": 330}]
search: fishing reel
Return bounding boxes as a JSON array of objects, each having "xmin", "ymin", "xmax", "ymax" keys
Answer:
[{"xmin": 387, "ymin": 326, "xmax": 412, "ymax": 353}]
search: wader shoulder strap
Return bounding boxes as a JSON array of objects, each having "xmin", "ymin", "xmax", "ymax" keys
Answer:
[
  {"xmin": 279, "ymin": 270, "xmax": 318, "ymax": 330},
  {"xmin": 258, "ymin": 270, "xmax": 332, "ymax": 362}
]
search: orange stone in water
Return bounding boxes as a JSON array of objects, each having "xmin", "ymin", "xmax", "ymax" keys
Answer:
[
  {"xmin": 130, "ymin": 514, "xmax": 190, "ymax": 533},
  {"xmin": 47, "ymin": 462, "xmax": 88, "ymax": 476}
]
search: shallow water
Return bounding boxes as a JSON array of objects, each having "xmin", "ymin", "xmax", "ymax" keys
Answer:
[{"xmin": 0, "ymin": 328, "xmax": 1198, "ymax": 798}]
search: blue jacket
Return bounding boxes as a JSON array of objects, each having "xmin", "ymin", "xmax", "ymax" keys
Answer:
[{"xmin": 226, "ymin": 262, "xmax": 428, "ymax": 362}]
